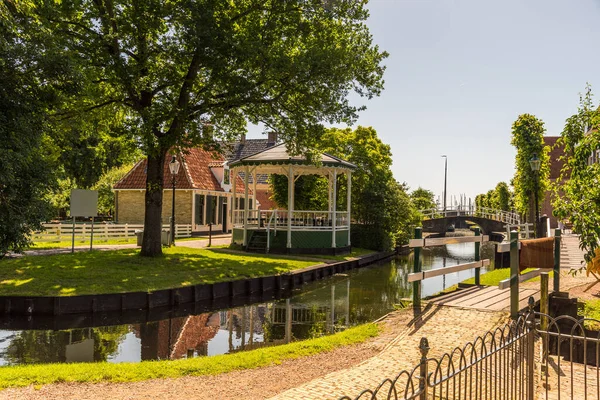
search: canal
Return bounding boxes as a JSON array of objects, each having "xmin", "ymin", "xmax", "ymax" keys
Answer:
[{"xmin": 0, "ymin": 241, "xmax": 495, "ymax": 366}]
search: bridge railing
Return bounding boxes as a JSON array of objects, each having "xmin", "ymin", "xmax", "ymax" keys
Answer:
[{"xmin": 419, "ymin": 206, "xmax": 520, "ymax": 225}]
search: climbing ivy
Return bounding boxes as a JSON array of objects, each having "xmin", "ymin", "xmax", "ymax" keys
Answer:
[
  {"xmin": 553, "ymin": 86, "xmax": 600, "ymax": 271},
  {"xmin": 510, "ymin": 114, "xmax": 550, "ymax": 222}
]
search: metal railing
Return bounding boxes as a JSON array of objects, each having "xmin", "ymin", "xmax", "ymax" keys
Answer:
[
  {"xmin": 419, "ymin": 206, "xmax": 521, "ymax": 225},
  {"xmin": 341, "ymin": 297, "xmax": 599, "ymax": 400},
  {"xmin": 232, "ymin": 210, "xmax": 349, "ymax": 230}
]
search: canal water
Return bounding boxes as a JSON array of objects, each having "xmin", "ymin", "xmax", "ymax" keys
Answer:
[{"xmin": 0, "ymin": 242, "xmax": 495, "ymax": 366}]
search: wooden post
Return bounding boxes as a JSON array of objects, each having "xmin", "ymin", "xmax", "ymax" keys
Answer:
[
  {"xmin": 413, "ymin": 227, "xmax": 422, "ymax": 307},
  {"xmin": 90, "ymin": 217, "xmax": 94, "ymax": 251},
  {"xmin": 71, "ymin": 216, "xmax": 75, "ymax": 253},
  {"xmin": 474, "ymin": 227, "xmax": 481, "ymax": 286},
  {"xmin": 243, "ymin": 165, "xmax": 249, "ymax": 246},
  {"xmin": 510, "ymin": 230, "xmax": 519, "ymax": 318},
  {"xmin": 554, "ymin": 228, "xmax": 561, "ymax": 292},
  {"xmin": 540, "ymin": 272, "xmax": 549, "ymax": 331}
]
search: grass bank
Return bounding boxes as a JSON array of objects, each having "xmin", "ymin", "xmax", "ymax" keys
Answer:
[
  {"xmin": 0, "ymin": 323, "xmax": 379, "ymax": 390},
  {"xmin": 0, "ymin": 247, "xmax": 317, "ymax": 296},
  {"xmin": 462, "ymin": 268, "xmax": 548, "ymax": 286}
]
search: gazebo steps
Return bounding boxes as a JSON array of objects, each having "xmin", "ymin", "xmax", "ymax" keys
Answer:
[{"xmin": 246, "ymin": 231, "xmax": 268, "ymax": 253}]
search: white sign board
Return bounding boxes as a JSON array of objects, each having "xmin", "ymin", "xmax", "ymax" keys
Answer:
[{"xmin": 70, "ymin": 189, "xmax": 98, "ymax": 217}]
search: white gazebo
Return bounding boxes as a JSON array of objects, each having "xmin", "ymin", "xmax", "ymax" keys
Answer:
[{"xmin": 228, "ymin": 144, "xmax": 356, "ymax": 254}]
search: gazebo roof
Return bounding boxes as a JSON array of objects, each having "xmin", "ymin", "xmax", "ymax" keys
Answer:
[{"xmin": 228, "ymin": 143, "xmax": 356, "ymax": 170}]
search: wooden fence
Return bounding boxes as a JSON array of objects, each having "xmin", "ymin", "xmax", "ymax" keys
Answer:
[{"xmin": 31, "ymin": 223, "xmax": 193, "ymax": 242}]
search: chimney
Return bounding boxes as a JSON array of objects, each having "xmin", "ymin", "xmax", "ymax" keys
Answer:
[
  {"xmin": 267, "ymin": 131, "xmax": 278, "ymax": 146},
  {"xmin": 240, "ymin": 133, "xmax": 246, "ymax": 144}
]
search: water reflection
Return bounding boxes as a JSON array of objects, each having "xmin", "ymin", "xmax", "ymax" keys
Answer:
[{"xmin": 0, "ymin": 242, "xmax": 495, "ymax": 366}]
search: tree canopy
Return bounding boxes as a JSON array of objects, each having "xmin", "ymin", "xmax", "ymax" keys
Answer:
[
  {"xmin": 510, "ymin": 114, "xmax": 550, "ymax": 223},
  {"xmin": 0, "ymin": 6, "xmax": 58, "ymax": 254},
  {"xmin": 16, "ymin": 0, "xmax": 387, "ymax": 256},
  {"xmin": 410, "ymin": 187, "xmax": 436, "ymax": 211},
  {"xmin": 553, "ymin": 86, "xmax": 600, "ymax": 272},
  {"xmin": 474, "ymin": 182, "xmax": 512, "ymax": 212}
]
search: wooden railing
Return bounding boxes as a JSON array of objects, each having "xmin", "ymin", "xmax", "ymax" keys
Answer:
[
  {"xmin": 232, "ymin": 210, "xmax": 349, "ymax": 230},
  {"xmin": 31, "ymin": 223, "xmax": 193, "ymax": 242}
]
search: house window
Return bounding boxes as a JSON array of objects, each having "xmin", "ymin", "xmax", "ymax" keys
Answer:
[
  {"xmin": 195, "ymin": 194, "xmax": 204, "ymax": 225},
  {"xmin": 224, "ymin": 168, "xmax": 230, "ymax": 185}
]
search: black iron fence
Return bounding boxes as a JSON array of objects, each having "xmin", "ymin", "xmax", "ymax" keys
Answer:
[{"xmin": 340, "ymin": 297, "xmax": 600, "ymax": 400}]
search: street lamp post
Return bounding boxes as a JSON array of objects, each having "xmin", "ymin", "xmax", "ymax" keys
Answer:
[
  {"xmin": 529, "ymin": 153, "xmax": 541, "ymax": 238},
  {"xmin": 169, "ymin": 155, "xmax": 180, "ymax": 246},
  {"xmin": 441, "ymin": 155, "xmax": 447, "ymax": 212}
]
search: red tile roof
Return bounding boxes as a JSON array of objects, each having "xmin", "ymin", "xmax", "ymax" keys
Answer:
[{"xmin": 114, "ymin": 148, "xmax": 250, "ymax": 193}]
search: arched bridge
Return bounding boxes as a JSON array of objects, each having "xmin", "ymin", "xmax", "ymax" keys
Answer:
[{"xmin": 420, "ymin": 207, "xmax": 520, "ymax": 235}]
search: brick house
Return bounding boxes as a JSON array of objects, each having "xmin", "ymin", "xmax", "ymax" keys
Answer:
[{"xmin": 113, "ymin": 148, "xmax": 252, "ymax": 234}]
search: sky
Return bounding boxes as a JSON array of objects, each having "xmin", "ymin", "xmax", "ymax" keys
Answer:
[{"xmin": 247, "ymin": 0, "xmax": 600, "ymax": 205}]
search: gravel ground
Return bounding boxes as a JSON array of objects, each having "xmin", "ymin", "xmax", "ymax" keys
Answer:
[{"xmin": 0, "ymin": 342, "xmax": 379, "ymax": 400}]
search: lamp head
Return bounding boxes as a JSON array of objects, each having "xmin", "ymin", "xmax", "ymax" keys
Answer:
[
  {"xmin": 529, "ymin": 153, "xmax": 540, "ymax": 172},
  {"xmin": 169, "ymin": 155, "xmax": 180, "ymax": 175}
]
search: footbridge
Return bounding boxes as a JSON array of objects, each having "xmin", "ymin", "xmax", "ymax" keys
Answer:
[{"xmin": 420, "ymin": 207, "xmax": 520, "ymax": 235}]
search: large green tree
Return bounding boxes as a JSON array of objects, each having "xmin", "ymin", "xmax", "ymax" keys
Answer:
[
  {"xmin": 19, "ymin": 0, "xmax": 387, "ymax": 256},
  {"xmin": 553, "ymin": 87, "xmax": 600, "ymax": 271},
  {"xmin": 510, "ymin": 114, "xmax": 550, "ymax": 229},
  {"xmin": 0, "ymin": 4, "xmax": 60, "ymax": 255}
]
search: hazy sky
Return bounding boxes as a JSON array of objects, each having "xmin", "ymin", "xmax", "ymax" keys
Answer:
[{"xmin": 248, "ymin": 0, "xmax": 600, "ymax": 204}]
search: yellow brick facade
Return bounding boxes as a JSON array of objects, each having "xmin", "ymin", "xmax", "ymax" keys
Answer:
[{"xmin": 116, "ymin": 190, "xmax": 193, "ymax": 225}]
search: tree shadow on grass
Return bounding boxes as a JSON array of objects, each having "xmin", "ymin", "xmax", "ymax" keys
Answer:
[{"xmin": 0, "ymin": 248, "xmax": 314, "ymax": 296}]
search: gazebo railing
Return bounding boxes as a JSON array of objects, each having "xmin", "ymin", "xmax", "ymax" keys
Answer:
[{"xmin": 232, "ymin": 210, "xmax": 349, "ymax": 230}]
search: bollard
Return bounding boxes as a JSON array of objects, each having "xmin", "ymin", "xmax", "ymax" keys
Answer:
[
  {"xmin": 540, "ymin": 272, "xmax": 549, "ymax": 331},
  {"xmin": 413, "ymin": 227, "xmax": 422, "ymax": 307},
  {"xmin": 510, "ymin": 230, "xmax": 519, "ymax": 319},
  {"xmin": 474, "ymin": 227, "xmax": 481, "ymax": 286},
  {"xmin": 554, "ymin": 228, "xmax": 561, "ymax": 292}
]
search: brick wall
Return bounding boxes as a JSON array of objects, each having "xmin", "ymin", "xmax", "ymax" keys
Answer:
[{"xmin": 116, "ymin": 190, "xmax": 193, "ymax": 225}]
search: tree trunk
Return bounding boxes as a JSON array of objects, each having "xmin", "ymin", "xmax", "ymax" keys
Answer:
[
  {"xmin": 141, "ymin": 151, "xmax": 166, "ymax": 257},
  {"xmin": 527, "ymin": 192, "xmax": 535, "ymax": 225}
]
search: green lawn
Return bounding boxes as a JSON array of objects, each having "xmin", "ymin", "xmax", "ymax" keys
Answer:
[
  {"xmin": 0, "ymin": 323, "xmax": 379, "ymax": 390},
  {"xmin": 0, "ymin": 247, "xmax": 317, "ymax": 296},
  {"xmin": 578, "ymin": 299, "xmax": 600, "ymax": 330}
]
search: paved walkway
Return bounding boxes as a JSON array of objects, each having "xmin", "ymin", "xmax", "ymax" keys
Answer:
[{"xmin": 270, "ymin": 305, "xmax": 510, "ymax": 400}]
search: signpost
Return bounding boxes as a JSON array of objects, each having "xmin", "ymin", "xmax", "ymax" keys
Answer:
[{"xmin": 70, "ymin": 189, "xmax": 98, "ymax": 253}]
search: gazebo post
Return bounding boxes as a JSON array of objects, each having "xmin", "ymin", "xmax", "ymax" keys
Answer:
[
  {"xmin": 252, "ymin": 170, "xmax": 257, "ymax": 211},
  {"xmin": 287, "ymin": 165, "xmax": 293, "ymax": 248},
  {"xmin": 332, "ymin": 168, "xmax": 337, "ymax": 248},
  {"xmin": 243, "ymin": 165, "xmax": 249, "ymax": 246},
  {"xmin": 347, "ymin": 170, "xmax": 352, "ymax": 247},
  {"xmin": 231, "ymin": 167, "xmax": 237, "ymax": 242}
]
